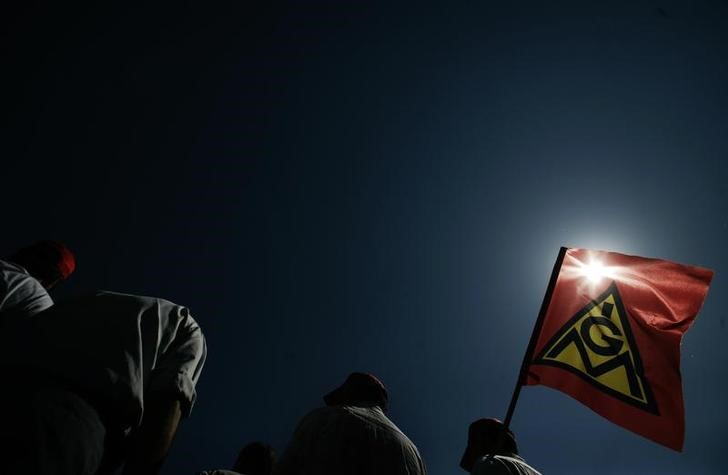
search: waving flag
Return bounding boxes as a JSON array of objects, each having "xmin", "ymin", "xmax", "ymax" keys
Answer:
[{"xmin": 524, "ymin": 248, "xmax": 713, "ymax": 451}]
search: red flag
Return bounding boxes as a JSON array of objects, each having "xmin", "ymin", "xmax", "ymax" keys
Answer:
[{"xmin": 525, "ymin": 248, "xmax": 713, "ymax": 451}]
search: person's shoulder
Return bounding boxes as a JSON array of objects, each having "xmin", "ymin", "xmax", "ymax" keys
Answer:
[
  {"xmin": 301, "ymin": 405, "xmax": 347, "ymax": 420},
  {"xmin": 345, "ymin": 406, "xmax": 422, "ymax": 449},
  {"xmin": 294, "ymin": 405, "xmax": 373, "ymax": 434},
  {"xmin": 196, "ymin": 470, "xmax": 243, "ymax": 475},
  {"xmin": 472, "ymin": 455, "xmax": 541, "ymax": 475},
  {"xmin": 0, "ymin": 259, "xmax": 30, "ymax": 284},
  {"xmin": 0, "ymin": 259, "xmax": 24, "ymax": 273},
  {"xmin": 347, "ymin": 405, "xmax": 403, "ymax": 431},
  {"xmin": 0, "ymin": 259, "xmax": 52, "ymax": 315}
]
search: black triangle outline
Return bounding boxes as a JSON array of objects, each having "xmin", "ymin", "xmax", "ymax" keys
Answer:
[{"xmin": 533, "ymin": 281, "xmax": 659, "ymax": 415}]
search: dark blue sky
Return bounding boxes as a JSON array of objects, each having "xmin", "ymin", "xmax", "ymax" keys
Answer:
[{"xmin": 3, "ymin": 1, "xmax": 727, "ymax": 473}]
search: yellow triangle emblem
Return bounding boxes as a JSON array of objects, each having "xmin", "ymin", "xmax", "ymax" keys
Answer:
[{"xmin": 534, "ymin": 282, "xmax": 659, "ymax": 414}]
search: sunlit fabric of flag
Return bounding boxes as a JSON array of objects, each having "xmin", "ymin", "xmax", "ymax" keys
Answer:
[{"xmin": 525, "ymin": 248, "xmax": 713, "ymax": 451}]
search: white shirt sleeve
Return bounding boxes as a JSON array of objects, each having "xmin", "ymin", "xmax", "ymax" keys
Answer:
[{"xmin": 146, "ymin": 299, "xmax": 207, "ymax": 417}]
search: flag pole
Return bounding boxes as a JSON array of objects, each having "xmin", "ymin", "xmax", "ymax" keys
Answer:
[{"xmin": 502, "ymin": 246, "xmax": 567, "ymax": 429}]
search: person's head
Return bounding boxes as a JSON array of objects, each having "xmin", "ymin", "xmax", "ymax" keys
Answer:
[
  {"xmin": 459, "ymin": 418, "xmax": 518, "ymax": 472},
  {"xmin": 232, "ymin": 442, "xmax": 276, "ymax": 475},
  {"xmin": 7, "ymin": 241, "xmax": 75, "ymax": 290},
  {"xmin": 323, "ymin": 372, "xmax": 389, "ymax": 412}
]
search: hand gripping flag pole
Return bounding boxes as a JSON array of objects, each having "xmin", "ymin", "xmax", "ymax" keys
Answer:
[{"xmin": 498, "ymin": 247, "xmax": 713, "ymax": 452}]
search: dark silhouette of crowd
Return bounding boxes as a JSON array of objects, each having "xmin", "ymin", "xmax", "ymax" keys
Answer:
[{"xmin": 0, "ymin": 241, "xmax": 541, "ymax": 475}]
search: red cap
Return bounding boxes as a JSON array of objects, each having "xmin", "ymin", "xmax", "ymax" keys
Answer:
[
  {"xmin": 9, "ymin": 240, "xmax": 76, "ymax": 282},
  {"xmin": 51, "ymin": 241, "xmax": 76, "ymax": 279}
]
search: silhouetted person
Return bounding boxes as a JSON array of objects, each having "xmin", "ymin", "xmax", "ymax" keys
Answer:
[
  {"xmin": 276, "ymin": 372, "xmax": 427, "ymax": 475},
  {"xmin": 0, "ymin": 240, "xmax": 75, "ymax": 320},
  {"xmin": 198, "ymin": 441, "xmax": 277, "ymax": 475},
  {"xmin": 460, "ymin": 418, "xmax": 541, "ymax": 475},
  {"xmin": 0, "ymin": 291, "xmax": 207, "ymax": 475}
]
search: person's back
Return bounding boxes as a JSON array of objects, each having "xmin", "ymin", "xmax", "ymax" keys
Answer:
[
  {"xmin": 460, "ymin": 419, "xmax": 541, "ymax": 475},
  {"xmin": 198, "ymin": 441, "xmax": 276, "ymax": 475},
  {"xmin": 277, "ymin": 404, "xmax": 425, "ymax": 475},
  {"xmin": 276, "ymin": 373, "xmax": 427, "ymax": 475},
  {"xmin": 197, "ymin": 471, "xmax": 241, "ymax": 475},
  {"xmin": 18, "ymin": 291, "xmax": 207, "ymax": 432},
  {"xmin": 0, "ymin": 290, "xmax": 207, "ymax": 475},
  {"xmin": 470, "ymin": 454, "xmax": 541, "ymax": 475}
]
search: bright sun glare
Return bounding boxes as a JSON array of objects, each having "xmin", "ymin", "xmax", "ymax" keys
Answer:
[
  {"xmin": 565, "ymin": 253, "xmax": 623, "ymax": 290},
  {"xmin": 582, "ymin": 260, "xmax": 607, "ymax": 283}
]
